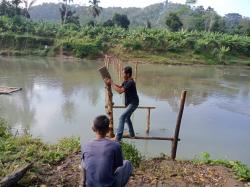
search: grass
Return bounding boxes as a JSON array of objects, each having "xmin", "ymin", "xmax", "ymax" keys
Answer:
[
  {"xmin": 0, "ymin": 118, "xmax": 80, "ymax": 184},
  {"xmin": 196, "ymin": 152, "xmax": 250, "ymax": 181},
  {"xmin": 121, "ymin": 141, "xmax": 142, "ymax": 167},
  {"xmin": 109, "ymin": 46, "xmax": 250, "ymax": 65},
  {"xmin": 0, "ymin": 118, "xmax": 143, "ymax": 185}
]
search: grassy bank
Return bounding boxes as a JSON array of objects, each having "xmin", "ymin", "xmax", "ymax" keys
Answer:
[
  {"xmin": 0, "ymin": 118, "xmax": 142, "ymax": 186},
  {"xmin": 1, "ymin": 16, "xmax": 250, "ymax": 65}
]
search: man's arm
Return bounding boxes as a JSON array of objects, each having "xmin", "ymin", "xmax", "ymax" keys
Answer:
[
  {"xmin": 105, "ymin": 78, "xmax": 125, "ymax": 94},
  {"xmin": 111, "ymin": 82, "xmax": 125, "ymax": 94}
]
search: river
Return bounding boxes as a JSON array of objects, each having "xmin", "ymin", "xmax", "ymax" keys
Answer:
[{"xmin": 0, "ymin": 56, "xmax": 250, "ymax": 166}]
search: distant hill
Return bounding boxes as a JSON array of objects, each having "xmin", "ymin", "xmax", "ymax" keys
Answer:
[
  {"xmin": 29, "ymin": 2, "xmax": 250, "ymax": 35},
  {"xmin": 29, "ymin": 2, "xmax": 187, "ymax": 28}
]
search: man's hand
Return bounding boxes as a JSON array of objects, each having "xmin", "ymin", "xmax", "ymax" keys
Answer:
[{"xmin": 104, "ymin": 78, "xmax": 112, "ymax": 85}]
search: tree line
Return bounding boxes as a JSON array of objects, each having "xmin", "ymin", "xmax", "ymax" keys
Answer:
[{"xmin": 0, "ymin": 0, "xmax": 250, "ymax": 35}]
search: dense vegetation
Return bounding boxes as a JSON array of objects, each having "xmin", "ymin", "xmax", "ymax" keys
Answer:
[
  {"xmin": 0, "ymin": 0, "xmax": 250, "ymax": 64},
  {"xmin": 1, "ymin": 15, "xmax": 250, "ymax": 64}
]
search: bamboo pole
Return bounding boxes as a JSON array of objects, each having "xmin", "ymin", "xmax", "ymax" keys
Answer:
[
  {"xmin": 146, "ymin": 108, "xmax": 151, "ymax": 133},
  {"xmin": 171, "ymin": 90, "xmax": 187, "ymax": 160},
  {"xmin": 105, "ymin": 84, "xmax": 114, "ymax": 138},
  {"xmin": 123, "ymin": 135, "xmax": 180, "ymax": 141},
  {"xmin": 134, "ymin": 62, "xmax": 138, "ymax": 82},
  {"xmin": 113, "ymin": 105, "xmax": 156, "ymax": 109}
]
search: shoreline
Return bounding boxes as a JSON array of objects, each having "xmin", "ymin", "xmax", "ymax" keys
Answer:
[
  {"xmin": 1, "ymin": 52, "xmax": 250, "ymax": 67},
  {"xmin": 0, "ymin": 119, "xmax": 250, "ymax": 186}
]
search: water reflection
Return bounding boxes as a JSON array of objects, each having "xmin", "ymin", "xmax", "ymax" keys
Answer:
[{"xmin": 0, "ymin": 57, "xmax": 250, "ymax": 166}]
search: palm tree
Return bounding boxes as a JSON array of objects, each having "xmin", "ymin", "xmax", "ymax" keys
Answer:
[
  {"xmin": 62, "ymin": 0, "xmax": 73, "ymax": 25},
  {"xmin": 22, "ymin": 0, "xmax": 37, "ymax": 18},
  {"xmin": 88, "ymin": 0, "xmax": 102, "ymax": 23}
]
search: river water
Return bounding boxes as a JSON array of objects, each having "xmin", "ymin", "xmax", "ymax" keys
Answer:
[{"xmin": 0, "ymin": 56, "xmax": 250, "ymax": 166}]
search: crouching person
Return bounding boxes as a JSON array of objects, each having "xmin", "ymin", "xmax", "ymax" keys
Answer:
[{"xmin": 81, "ymin": 115, "xmax": 133, "ymax": 187}]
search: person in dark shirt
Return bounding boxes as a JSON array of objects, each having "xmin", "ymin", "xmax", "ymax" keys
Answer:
[
  {"xmin": 105, "ymin": 66, "xmax": 139, "ymax": 141},
  {"xmin": 81, "ymin": 115, "xmax": 133, "ymax": 187}
]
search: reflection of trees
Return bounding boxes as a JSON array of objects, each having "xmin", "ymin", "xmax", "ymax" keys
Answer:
[
  {"xmin": 62, "ymin": 100, "xmax": 75, "ymax": 122},
  {"xmin": 88, "ymin": 87, "xmax": 99, "ymax": 106},
  {"xmin": 0, "ymin": 58, "xmax": 37, "ymax": 130},
  {"xmin": 135, "ymin": 64, "xmax": 250, "ymax": 112},
  {"xmin": 0, "ymin": 57, "xmax": 103, "ymax": 131}
]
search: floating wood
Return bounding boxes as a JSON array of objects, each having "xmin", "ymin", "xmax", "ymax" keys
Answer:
[
  {"xmin": 171, "ymin": 90, "xmax": 187, "ymax": 160},
  {"xmin": 0, "ymin": 163, "xmax": 32, "ymax": 187},
  {"xmin": 0, "ymin": 87, "xmax": 22, "ymax": 94}
]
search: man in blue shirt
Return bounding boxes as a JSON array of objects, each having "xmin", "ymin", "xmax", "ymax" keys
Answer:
[
  {"xmin": 105, "ymin": 66, "xmax": 139, "ymax": 141},
  {"xmin": 81, "ymin": 115, "xmax": 133, "ymax": 187}
]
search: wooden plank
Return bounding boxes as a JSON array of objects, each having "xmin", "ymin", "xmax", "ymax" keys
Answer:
[
  {"xmin": 171, "ymin": 90, "xmax": 187, "ymax": 160},
  {"xmin": 123, "ymin": 135, "xmax": 180, "ymax": 141},
  {"xmin": 98, "ymin": 66, "xmax": 111, "ymax": 80},
  {"xmin": 113, "ymin": 105, "xmax": 156, "ymax": 109}
]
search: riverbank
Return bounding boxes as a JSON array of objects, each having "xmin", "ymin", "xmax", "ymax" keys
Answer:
[
  {"xmin": 1, "ymin": 120, "xmax": 250, "ymax": 186},
  {"xmin": 1, "ymin": 19, "xmax": 250, "ymax": 66},
  {"xmin": 108, "ymin": 47, "xmax": 250, "ymax": 66},
  {"xmin": 39, "ymin": 152, "xmax": 249, "ymax": 187}
]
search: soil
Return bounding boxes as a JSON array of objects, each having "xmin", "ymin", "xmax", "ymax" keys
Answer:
[{"xmin": 33, "ymin": 152, "xmax": 248, "ymax": 187}]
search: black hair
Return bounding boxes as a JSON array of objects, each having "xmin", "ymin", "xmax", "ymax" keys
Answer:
[
  {"xmin": 93, "ymin": 115, "xmax": 109, "ymax": 134},
  {"xmin": 123, "ymin": 66, "xmax": 132, "ymax": 77}
]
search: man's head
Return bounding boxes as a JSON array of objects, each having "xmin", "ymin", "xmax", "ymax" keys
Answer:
[
  {"xmin": 92, "ymin": 115, "xmax": 110, "ymax": 136},
  {"xmin": 123, "ymin": 66, "xmax": 133, "ymax": 80}
]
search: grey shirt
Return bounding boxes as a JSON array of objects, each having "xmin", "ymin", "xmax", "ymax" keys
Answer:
[{"xmin": 81, "ymin": 138, "xmax": 123, "ymax": 187}]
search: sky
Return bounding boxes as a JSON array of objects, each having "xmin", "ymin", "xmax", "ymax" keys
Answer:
[{"xmin": 34, "ymin": 0, "xmax": 250, "ymax": 17}]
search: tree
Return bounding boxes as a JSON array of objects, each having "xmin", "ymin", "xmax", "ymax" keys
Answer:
[
  {"xmin": 165, "ymin": 12, "xmax": 183, "ymax": 32},
  {"xmin": 112, "ymin": 13, "xmax": 130, "ymax": 29},
  {"xmin": 88, "ymin": 0, "xmax": 102, "ymax": 22},
  {"xmin": 59, "ymin": 4, "xmax": 79, "ymax": 25},
  {"xmin": 185, "ymin": 0, "xmax": 197, "ymax": 7},
  {"xmin": 22, "ymin": 0, "xmax": 37, "ymax": 19},
  {"xmin": 61, "ymin": 0, "xmax": 73, "ymax": 25},
  {"xmin": 103, "ymin": 19, "xmax": 114, "ymax": 27},
  {"xmin": 146, "ymin": 19, "xmax": 152, "ymax": 29}
]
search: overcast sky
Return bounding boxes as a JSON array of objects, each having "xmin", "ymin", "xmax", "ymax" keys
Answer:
[{"xmin": 34, "ymin": 0, "xmax": 250, "ymax": 17}]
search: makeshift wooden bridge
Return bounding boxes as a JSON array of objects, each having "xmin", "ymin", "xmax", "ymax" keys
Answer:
[{"xmin": 103, "ymin": 55, "xmax": 187, "ymax": 160}]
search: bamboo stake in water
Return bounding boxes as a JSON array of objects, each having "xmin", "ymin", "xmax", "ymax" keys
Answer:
[{"xmin": 171, "ymin": 90, "xmax": 187, "ymax": 160}]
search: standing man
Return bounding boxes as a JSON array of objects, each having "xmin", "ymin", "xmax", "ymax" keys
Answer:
[
  {"xmin": 106, "ymin": 66, "xmax": 139, "ymax": 141},
  {"xmin": 81, "ymin": 115, "xmax": 133, "ymax": 187}
]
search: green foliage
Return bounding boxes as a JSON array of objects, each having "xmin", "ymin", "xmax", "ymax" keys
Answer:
[
  {"xmin": 165, "ymin": 12, "xmax": 183, "ymax": 32},
  {"xmin": 121, "ymin": 142, "xmax": 142, "ymax": 167},
  {"xmin": 61, "ymin": 38, "xmax": 103, "ymax": 58},
  {"xmin": 0, "ymin": 120, "xmax": 80, "ymax": 179},
  {"xmin": 0, "ymin": 0, "xmax": 25, "ymax": 18},
  {"xmin": 59, "ymin": 3, "xmax": 80, "ymax": 26},
  {"xmin": 103, "ymin": 19, "xmax": 114, "ymax": 27},
  {"xmin": 0, "ymin": 118, "xmax": 11, "ymax": 139},
  {"xmin": 198, "ymin": 152, "xmax": 250, "ymax": 181},
  {"xmin": 113, "ymin": 13, "xmax": 130, "ymax": 29},
  {"xmin": 1, "ymin": 15, "xmax": 250, "ymax": 63}
]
